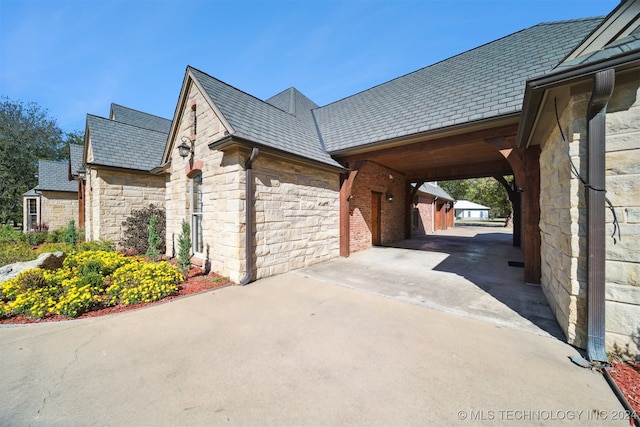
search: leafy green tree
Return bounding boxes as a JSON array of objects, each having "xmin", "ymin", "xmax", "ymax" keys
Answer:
[
  {"xmin": 0, "ymin": 97, "xmax": 71, "ymax": 225},
  {"xmin": 440, "ymin": 177, "xmax": 512, "ymax": 218}
]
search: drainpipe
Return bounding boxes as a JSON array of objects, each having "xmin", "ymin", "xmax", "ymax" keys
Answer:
[
  {"xmin": 586, "ymin": 69, "xmax": 614, "ymax": 364},
  {"xmin": 240, "ymin": 147, "xmax": 259, "ymax": 286}
]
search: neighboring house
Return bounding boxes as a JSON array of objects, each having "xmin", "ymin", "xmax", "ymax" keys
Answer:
[
  {"xmin": 411, "ymin": 183, "xmax": 455, "ymax": 236},
  {"xmin": 22, "ymin": 159, "xmax": 78, "ymax": 232},
  {"xmin": 69, "ymin": 1, "xmax": 638, "ymax": 356},
  {"xmin": 454, "ymin": 200, "xmax": 491, "ymax": 220},
  {"xmin": 82, "ymin": 104, "xmax": 169, "ymax": 243},
  {"xmin": 68, "ymin": 143, "xmax": 85, "ymax": 229}
]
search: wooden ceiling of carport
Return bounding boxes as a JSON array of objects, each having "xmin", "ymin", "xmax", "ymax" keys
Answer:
[{"xmin": 336, "ymin": 122, "xmax": 521, "ymax": 183}]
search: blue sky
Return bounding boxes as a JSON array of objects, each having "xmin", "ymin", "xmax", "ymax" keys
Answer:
[{"xmin": 0, "ymin": 0, "xmax": 620, "ymax": 135}]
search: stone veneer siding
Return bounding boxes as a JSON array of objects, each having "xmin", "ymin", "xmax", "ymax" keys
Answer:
[
  {"xmin": 166, "ymin": 82, "xmax": 341, "ymax": 283},
  {"xmin": 39, "ymin": 191, "xmax": 77, "ymax": 231},
  {"xmin": 539, "ymin": 77, "xmax": 640, "ymax": 355},
  {"xmin": 85, "ymin": 167, "xmax": 165, "ymax": 244},
  {"xmin": 349, "ymin": 161, "xmax": 406, "ymax": 252}
]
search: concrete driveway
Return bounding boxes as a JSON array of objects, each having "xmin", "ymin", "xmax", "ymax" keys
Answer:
[
  {"xmin": 0, "ymin": 266, "xmax": 626, "ymax": 425},
  {"xmin": 294, "ymin": 226, "xmax": 563, "ymax": 340}
]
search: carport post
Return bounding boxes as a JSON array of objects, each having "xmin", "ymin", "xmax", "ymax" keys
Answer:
[{"xmin": 523, "ymin": 146, "xmax": 541, "ymax": 284}]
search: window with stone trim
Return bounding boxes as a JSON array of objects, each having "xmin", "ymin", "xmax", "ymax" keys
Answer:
[
  {"xmin": 191, "ymin": 172, "xmax": 203, "ymax": 254},
  {"xmin": 26, "ymin": 197, "xmax": 40, "ymax": 231}
]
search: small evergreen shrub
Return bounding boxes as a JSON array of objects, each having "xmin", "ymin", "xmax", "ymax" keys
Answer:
[
  {"xmin": 177, "ymin": 219, "xmax": 191, "ymax": 276},
  {"xmin": 146, "ymin": 214, "xmax": 161, "ymax": 262},
  {"xmin": 121, "ymin": 205, "xmax": 166, "ymax": 255},
  {"xmin": 62, "ymin": 220, "xmax": 79, "ymax": 247}
]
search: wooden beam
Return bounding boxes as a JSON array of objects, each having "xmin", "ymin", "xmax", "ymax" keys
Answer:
[
  {"xmin": 524, "ymin": 146, "xmax": 541, "ymax": 284},
  {"xmin": 485, "ymin": 137, "xmax": 526, "ymax": 189},
  {"xmin": 339, "ymin": 161, "xmax": 364, "ymax": 257},
  {"xmin": 338, "ymin": 123, "xmax": 520, "ymax": 164},
  {"xmin": 407, "ymin": 160, "xmax": 512, "ymax": 182},
  {"xmin": 405, "ymin": 180, "xmax": 424, "ymax": 238}
]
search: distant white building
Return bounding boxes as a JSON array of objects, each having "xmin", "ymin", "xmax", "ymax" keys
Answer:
[{"xmin": 454, "ymin": 200, "xmax": 490, "ymax": 220}]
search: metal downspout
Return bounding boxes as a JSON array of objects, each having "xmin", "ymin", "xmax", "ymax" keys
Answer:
[
  {"xmin": 586, "ymin": 69, "xmax": 615, "ymax": 363},
  {"xmin": 240, "ymin": 148, "xmax": 259, "ymax": 286}
]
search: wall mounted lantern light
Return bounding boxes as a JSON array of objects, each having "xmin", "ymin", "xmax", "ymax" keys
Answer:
[
  {"xmin": 445, "ymin": 202, "xmax": 451, "ymax": 210},
  {"xmin": 178, "ymin": 136, "xmax": 194, "ymax": 158},
  {"xmin": 386, "ymin": 192, "xmax": 394, "ymax": 202}
]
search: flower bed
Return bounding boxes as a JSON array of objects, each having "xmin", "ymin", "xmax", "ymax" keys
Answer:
[{"xmin": 1, "ymin": 249, "xmax": 230, "ymax": 323}]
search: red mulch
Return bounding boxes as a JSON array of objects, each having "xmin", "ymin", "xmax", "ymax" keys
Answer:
[
  {"xmin": 0, "ymin": 267, "xmax": 231, "ymax": 325},
  {"xmin": 609, "ymin": 360, "xmax": 640, "ymax": 419}
]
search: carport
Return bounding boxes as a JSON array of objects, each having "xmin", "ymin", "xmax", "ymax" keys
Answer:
[{"xmin": 334, "ymin": 120, "xmax": 542, "ymax": 285}]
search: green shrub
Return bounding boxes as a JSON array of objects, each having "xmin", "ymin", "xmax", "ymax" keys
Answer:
[
  {"xmin": 0, "ymin": 224, "xmax": 22, "ymax": 244},
  {"xmin": 77, "ymin": 240, "xmax": 114, "ymax": 252},
  {"xmin": 23, "ymin": 230, "xmax": 48, "ymax": 246},
  {"xmin": 35, "ymin": 242, "xmax": 74, "ymax": 255},
  {"xmin": 121, "ymin": 205, "xmax": 166, "ymax": 255},
  {"xmin": 146, "ymin": 214, "xmax": 161, "ymax": 262},
  {"xmin": 45, "ymin": 227, "xmax": 65, "ymax": 243},
  {"xmin": 63, "ymin": 220, "xmax": 79, "ymax": 247},
  {"xmin": 107, "ymin": 261, "xmax": 181, "ymax": 306},
  {"xmin": 177, "ymin": 219, "xmax": 191, "ymax": 277},
  {"xmin": 0, "ymin": 242, "xmax": 35, "ymax": 266}
]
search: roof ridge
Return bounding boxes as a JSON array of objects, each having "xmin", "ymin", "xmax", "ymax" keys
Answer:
[
  {"xmin": 110, "ymin": 103, "xmax": 171, "ymax": 122},
  {"xmin": 318, "ymin": 17, "xmax": 605, "ymax": 109},
  {"xmin": 188, "ymin": 66, "xmax": 306, "ymax": 118},
  {"xmin": 87, "ymin": 113, "xmax": 170, "ymax": 136}
]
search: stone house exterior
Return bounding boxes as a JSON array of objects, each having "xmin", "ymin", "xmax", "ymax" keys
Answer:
[
  {"xmin": 22, "ymin": 159, "xmax": 78, "ymax": 232},
  {"xmin": 66, "ymin": 0, "xmax": 637, "ymax": 356},
  {"xmin": 517, "ymin": 1, "xmax": 640, "ymax": 357},
  {"xmin": 82, "ymin": 104, "xmax": 170, "ymax": 244}
]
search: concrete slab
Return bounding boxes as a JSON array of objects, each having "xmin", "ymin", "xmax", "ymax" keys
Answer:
[
  {"xmin": 0, "ymin": 273, "xmax": 626, "ymax": 426},
  {"xmin": 294, "ymin": 226, "xmax": 564, "ymax": 340}
]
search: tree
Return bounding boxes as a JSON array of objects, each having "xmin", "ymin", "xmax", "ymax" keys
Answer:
[
  {"xmin": 440, "ymin": 177, "xmax": 512, "ymax": 218},
  {"xmin": 0, "ymin": 97, "xmax": 70, "ymax": 225}
]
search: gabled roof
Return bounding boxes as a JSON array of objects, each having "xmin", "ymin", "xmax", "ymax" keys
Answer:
[
  {"xmin": 555, "ymin": 30, "xmax": 640, "ymax": 71},
  {"xmin": 417, "ymin": 183, "xmax": 455, "ymax": 201},
  {"xmin": 110, "ymin": 103, "xmax": 172, "ymax": 134},
  {"xmin": 187, "ymin": 67, "xmax": 342, "ymax": 168},
  {"xmin": 454, "ymin": 200, "xmax": 490, "ymax": 210},
  {"xmin": 85, "ymin": 114, "xmax": 167, "ymax": 172},
  {"xmin": 68, "ymin": 143, "xmax": 84, "ymax": 178},
  {"xmin": 265, "ymin": 87, "xmax": 319, "ymax": 120},
  {"xmin": 35, "ymin": 160, "xmax": 77, "ymax": 193},
  {"xmin": 314, "ymin": 17, "xmax": 603, "ymax": 154}
]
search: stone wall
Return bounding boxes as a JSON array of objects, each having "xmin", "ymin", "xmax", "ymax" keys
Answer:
[
  {"xmin": 166, "ymin": 81, "xmax": 341, "ymax": 283},
  {"xmin": 539, "ymin": 77, "xmax": 640, "ymax": 355},
  {"xmin": 349, "ymin": 161, "xmax": 406, "ymax": 252},
  {"xmin": 40, "ymin": 191, "xmax": 77, "ymax": 231},
  {"xmin": 253, "ymin": 156, "xmax": 340, "ymax": 279},
  {"xmin": 85, "ymin": 167, "xmax": 165, "ymax": 244}
]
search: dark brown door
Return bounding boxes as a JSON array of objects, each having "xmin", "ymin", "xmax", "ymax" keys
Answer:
[{"xmin": 371, "ymin": 192, "xmax": 382, "ymax": 246}]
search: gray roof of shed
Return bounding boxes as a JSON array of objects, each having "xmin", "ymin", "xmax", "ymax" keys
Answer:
[
  {"xmin": 110, "ymin": 103, "xmax": 172, "ymax": 134},
  {"xmin": 417, "ymin": 183, "xmax": 454, "ymax": 201},
  {"xmin": 35, "ymin": 159, "xmax": 77, "ymax": 193},
  {"xmin": 314, "ymin": 17, "xmax": 603, "ymax": 153},
  {"xmin": 189, "ymin": 67, "xmax": 342, "ymax": 168},
  {"xmin": 69, "ymin": 143, "xmax": 84, "ymax": 177},
  {"xmin": 86, "ymin": 114, "xmax": 167, "ymax": 171}
]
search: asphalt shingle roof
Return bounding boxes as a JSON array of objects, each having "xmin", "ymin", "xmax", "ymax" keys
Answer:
[
  {"xmin": 417, "ymin": 183, "xmax": 454, "ymax": 201},
  {"xmin": 314, "ymin": 17, "xmax": 603, "ymax": 153},
  {"xmin": 555, "ymin": 26, "xmax": 640, "ymax": 71},
  {"xmin": 86, "ymin": 114, "xmax": 167, "ymax": 171},
  {"xmin": 189, "ymin": 67, "xmax": 342, "ymax": 168},
  {"xmin": 69, "ymin": 143, "xmax": 84, "ymax": 177},
  {"xmin": 35, "ymin": 160, "xmax": 77, "ymax": 193},
  {"xmin": 110, "ymin": 103, "xmax": 172, "ymax": 134}
]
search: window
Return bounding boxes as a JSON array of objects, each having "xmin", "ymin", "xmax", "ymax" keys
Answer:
[
  {"xmin": 191, "ymin": 172, "xmax": 203, "ymax": 254},
  {"xmin": 27, "ymin": 198, "xmax": 39, "ymax": 231}
]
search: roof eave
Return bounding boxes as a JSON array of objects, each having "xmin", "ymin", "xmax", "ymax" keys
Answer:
[
  {"xmin": 209, "ymin": 135, "xmax": 346, "ymax": 173},
  {"xmin": 517, "ymin": 49, "xmax": 640, "ymax": 149}
]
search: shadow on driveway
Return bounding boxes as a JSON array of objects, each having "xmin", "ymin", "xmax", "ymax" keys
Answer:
[{"xmin": 296, "ymin": 227, "xmax": 565, "ymax": 340}]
